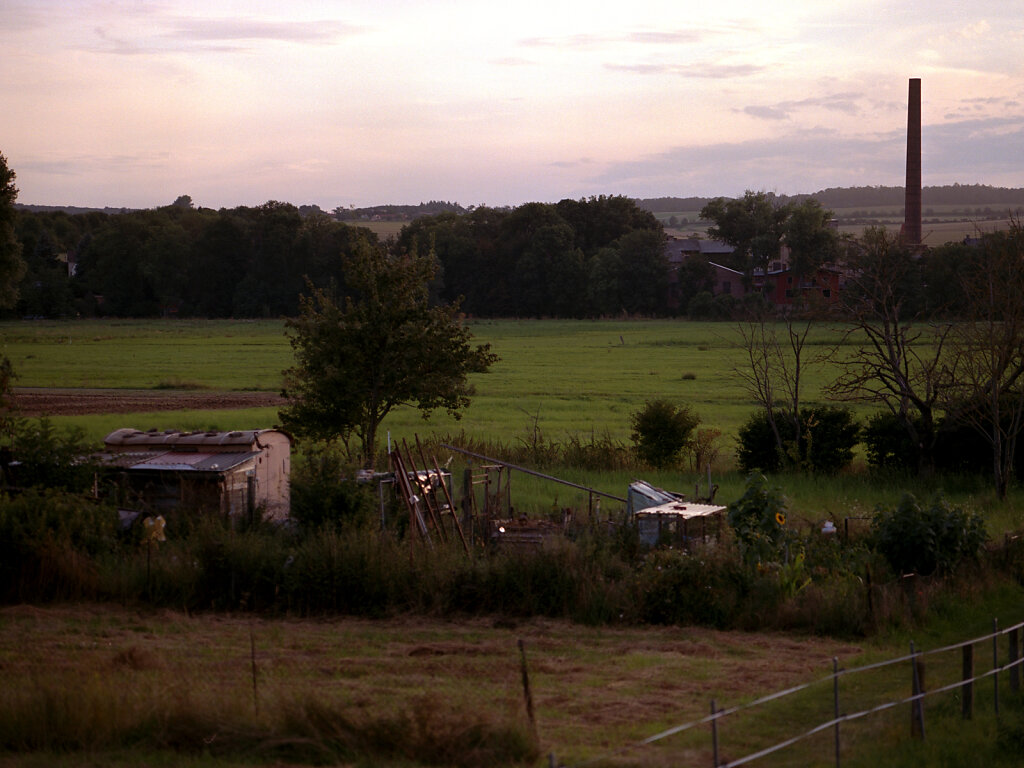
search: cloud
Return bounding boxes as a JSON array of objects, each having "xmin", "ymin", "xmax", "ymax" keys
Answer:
[
  {"xmin": 587, "ymin": 113, "xmax": 1024, "ymax": 197},
  {"xmin": 161, "ymin": 17, "xmax": 363, "ymax": 44},
  {"xmin": 741, "ymin": 93, "xmax": 865, "ymax": 121},
  {"xmin": 18, "ymin": 152, "xmax": 172, "ymax": 176},
  {"xmin": 605, "ymin": 62, "xmax": 764, "ymax": 78},
  {"xmin": 520, "ymin": 28, "xmax": 714, "ymax": 50},
  {"xmin": 88, "ymin": 14, "xmax": 363, "ymax": 55},
  {"xmin": 743, "ymin": 105, "xmax": 788, "ymax": 120}
]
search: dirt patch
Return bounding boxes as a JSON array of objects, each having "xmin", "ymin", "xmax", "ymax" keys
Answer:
[{"xmin": 10, "ymin": 387, "xmax": 285, "ymax": 416}]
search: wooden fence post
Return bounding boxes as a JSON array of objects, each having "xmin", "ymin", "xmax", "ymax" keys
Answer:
[
  {"xmin": 910, "ymin": 642, "xmax": 925, "ymax": 740},
  {"xmin": 962, "ymin": 643, "xmax": 974, "ymax": 720},
  {"xmin": 993, "ymin": 619, "xmax": 1000, "ymax": 716},
  {"xmin": 833, "ymin": 656, "xmax": 841, "ymax": 768},
  {"xmin": 1009, "ymin": 627, "xmax": 1020, "ymax": 693},
  {"xmin": 710, "ymin": 699, "xmax": 719, "ymax": 768}
]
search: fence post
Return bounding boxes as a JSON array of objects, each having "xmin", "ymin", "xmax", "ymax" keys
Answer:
[
  {"xmin": 833, "ymin": 656, "xmax": 841, "ymax": 768},
  {"xmin": 962, "ymin": 643, "xmax": 974, "ymax": 720},
  {"xmin": 711, "ymin": 699, "xmax": 719, "ymax": 768},
  {"xmin": 993, "ymin": 619, "xmax": 1000, "ymax": 716},
  {"xmin": 910, "ymin": 642, "xmax": 925, "ymax": 740},
  {"xmin": 1010, "ymin": 626, "xmax": 1020, "ymax": 693},
  {"xmin": 518, "ymin": 638, "xmax": 537, "ymax": 741}
]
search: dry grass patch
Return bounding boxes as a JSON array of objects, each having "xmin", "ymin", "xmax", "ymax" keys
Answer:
[{"xmin": 0, "ymin": 604, "xmax": 863, "ymax": 767}]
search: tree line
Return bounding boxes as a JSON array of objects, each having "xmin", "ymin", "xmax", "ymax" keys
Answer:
[{"xmin": 6, "ymin": 190, "xmax": 674, "ymax": 319}]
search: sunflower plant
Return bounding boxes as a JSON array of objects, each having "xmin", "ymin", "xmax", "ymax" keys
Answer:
[{"xmin": 727, "ymin": 474, "xmax": 793, "ymax": 566}]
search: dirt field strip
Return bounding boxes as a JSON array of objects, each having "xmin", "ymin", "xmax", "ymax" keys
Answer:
[{"xmin": 10, "ymin": 388, "xmax": 285, "ymax": 417}]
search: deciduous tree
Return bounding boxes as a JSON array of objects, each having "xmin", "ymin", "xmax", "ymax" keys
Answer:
[
  {"xmin": 0, "ymin": 152, "xmax": 26, "ymax": 311},
  {"xmin": 279, "ymin": 243, "xmax": 497, "ymax": 467}
]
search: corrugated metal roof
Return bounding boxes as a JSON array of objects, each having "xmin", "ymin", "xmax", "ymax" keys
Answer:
[
  {"xmin": 96, "ymin": 449, "xmax": 259, "ymax": 473},
  {"xmin": 133, "ymin": 451, "xmax": 259, "ymax": 472},
  {"xmin": 635, "ymin": 501, "xmax": 726, "ymax": 520}
]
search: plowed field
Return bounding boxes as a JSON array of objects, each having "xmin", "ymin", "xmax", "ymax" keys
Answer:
[{"xmin": 10, "ymin": 387, "xmax": 284, "ymax": 416}]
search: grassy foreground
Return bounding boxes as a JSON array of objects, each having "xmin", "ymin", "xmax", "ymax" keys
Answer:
[{"xmin": 2, "ymin": 589, "xmax": 1024, "ymax": 768}]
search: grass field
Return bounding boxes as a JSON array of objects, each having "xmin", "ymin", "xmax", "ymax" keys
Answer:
[
  {"xmin": 5, "ymin": 317, "xmax": 1024, "ymax": 528},
  {"xmin": 0, "ymin": 317, "xmax": 847, "ymax": 441},
  {"xmin": 3, "ymin": 586, "xmax": 1023, "ymax": 768}
]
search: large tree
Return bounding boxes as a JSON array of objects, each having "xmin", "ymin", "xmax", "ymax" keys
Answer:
[
  {"xmin": 941, "ymin": 220, "xmax": 1024, "ymax": 498},
  {"xmin": 701, "ymin": 191, "xmax": 789, "ymax": 286},
  {"xmin": 828, "ymin": 228, "xmax": 951, "ymax": 474},
  {"xmin": 0, "ymin": 152, "xmax": 27, "ymax": 311},
  {"xmin": 279, "ymin": 243, "xmax": 497, "ymax": 467}
]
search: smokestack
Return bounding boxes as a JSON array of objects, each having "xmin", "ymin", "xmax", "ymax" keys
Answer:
[{"xmin": 903, "ymin": 77, "xmax": 922, "ymax": 246}]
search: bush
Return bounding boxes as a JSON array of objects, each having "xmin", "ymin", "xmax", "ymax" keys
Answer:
[
  {"xmin": 871, "ymin": 494, "xmax": 987, "ymax": 575},
  {"xmin": 630, "ymin": 399, "xmax": 700, "ymax": 469},
  {"xmin": 289, "ymin": 443, "xmax": 377, "ymax": 530},
  {"xmin": 635, "ymin": 546, "xmax": 754, "ymax": 627},
  {"xmin": 5, "ymin": 417, "xmax": 97, "ymax": 491},
  {"xmin": 863, "ymin": 411, "xmax": 922, "ymax": 471},
  {"xmin": 736, "ymin": 406, "xmax": 859, "ymax": 474},
  {"xmin": 0, "ymin": 490, "xmax": 120, "ymax": 602}
]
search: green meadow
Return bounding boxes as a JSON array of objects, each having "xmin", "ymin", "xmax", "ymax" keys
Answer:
[
  {"xmin": 5, "ymin": 317, "xmax": 1024, "ymax": 527},
  {"xmin": 1, "ymin": 317, "xmax": 847, "ymax": 443}
]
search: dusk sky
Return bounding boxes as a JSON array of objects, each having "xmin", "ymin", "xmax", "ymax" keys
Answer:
[{"xmin": 3, "ymin": 0, "xmax": 1023, "ymax": 210}]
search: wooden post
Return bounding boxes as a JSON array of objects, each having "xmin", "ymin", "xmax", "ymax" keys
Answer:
[
  {"xmin": 833, "ymin": 657, "xmax": 841, "ymax": 768},
  {"xmin": 962, "ymin": 644, "xmax": 974, "ymax": 720},
  {"xmin": 993, "ymin": 618, "xmax": 1000, "ymax": 716},
  {"xmin": 518, "ymin": 639, "xmax": 537, "ymax": 740},
  {"xmin": 910, "ymin": 642, "xmax": 925, "ymax": 740},
  {"xmin": 710, "ymin": 699, "xmax": 719, "ymax": 767},
  {"xmin": 1009, "ymin": 627, "xmax": 1020, "ymax": 693}
]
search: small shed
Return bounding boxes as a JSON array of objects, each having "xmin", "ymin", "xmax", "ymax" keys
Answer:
[
  {"xmin": 97, "ymin": 428, "xmax": 291, "ymax": 521},
  {"xmin": 628, "ymin": 480, "xmax": 726, "ymax": 547}
]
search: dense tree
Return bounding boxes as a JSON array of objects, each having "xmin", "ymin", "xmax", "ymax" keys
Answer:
[
  {"xmin": 279, "ymin": 243, "xmax": 497, "ymax": 467},
  {"xmin": 0, "ymin": 152, "xmax": 26, "ymax": 311},
  {"xmin": 784, "ymin": 199, "xmax": 838, "ymax": 282},
  {"xmin": 701, "ymin": 191, "xmax": 788, "ymax": 285}
]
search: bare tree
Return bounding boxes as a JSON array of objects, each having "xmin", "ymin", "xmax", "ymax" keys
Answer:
[
  {"xmin": 828, "ymin": 228, "xmax": 952, "ymax": 474},
  {"xmin": 942, "ymin": 220, "xmax": 1024, "ymax": 498},
  {"xmin": 733, "ymin": 301, "xmax": 827, "ymax": 469}
]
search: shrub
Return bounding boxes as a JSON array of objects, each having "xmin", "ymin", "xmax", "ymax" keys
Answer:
[
  {"xmin": 289, "ymin": 442, "xmax": 377, "ymax": 530},
  {"xmin": 5, "ymin": 417, "xmax": 97, "ymax": 491},
  {"xmin": 0, "ymin": 490, "xmax": 120, "ymax": 602},
  {"xmin": 862, "ymin": 411, "xmax": 922, "ymax": 471},
  {"xmin": 635, "ymin": 546, "xmax": 754, "ymax": 627},
  {"xmin": 871, "ymin": 494, "xmax": 987, "ymax": 575},
  {"xmin": 629, "ymin": 399, "xmax": 700, "ymax": 469},
  {"xmin": 736, "ymin": 406, "xmax": 859, "ymax": 474}
]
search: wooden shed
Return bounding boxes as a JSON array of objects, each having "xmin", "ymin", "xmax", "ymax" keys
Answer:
[{"xmin": 97, "ymin": 428, "xmax": 291, "ymax": 521}]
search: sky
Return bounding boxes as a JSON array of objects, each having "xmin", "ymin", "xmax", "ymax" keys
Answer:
[{"xmin": 2, "ymin": 0, "xmax": 1023, "ymax": 210}]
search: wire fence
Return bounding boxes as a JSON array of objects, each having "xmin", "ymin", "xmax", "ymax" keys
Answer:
[{"xmin": 558, "ymin": 618, "xmax": 1024, "ymax": 768}]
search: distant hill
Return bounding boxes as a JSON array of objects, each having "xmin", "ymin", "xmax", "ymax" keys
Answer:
[
  {"xmin": 17, "ymin": 185, "xmax": 1024, "ymax": 221},
  {"xmin": 636, "ymin": 185, "xmax": 1024, "ymax": 213},
  {"xmin": 335, "ymin": 200, "xmax": 468, "ymax": 221},
  {"xmin": 14, "ymin": 204, "xmax": 138, "ymax": 215}
]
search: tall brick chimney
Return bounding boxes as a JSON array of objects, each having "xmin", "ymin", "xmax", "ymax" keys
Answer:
[{"xmin": 903, "ymin": 78, "xmax": 922, "ymax": 245}]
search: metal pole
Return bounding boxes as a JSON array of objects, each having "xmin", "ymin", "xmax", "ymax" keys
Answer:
[{"xmin": 833, "ymin": 656, "xmax": 841, "ymax": 768}]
